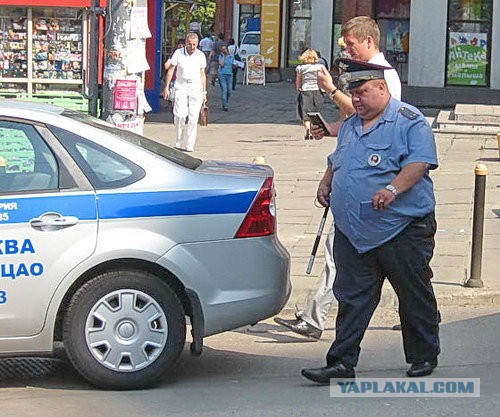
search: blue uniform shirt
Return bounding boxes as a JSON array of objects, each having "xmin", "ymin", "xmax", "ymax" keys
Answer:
[{"xmin": 328, "ymin": 98, "xmax": 438, "ymax": 253}]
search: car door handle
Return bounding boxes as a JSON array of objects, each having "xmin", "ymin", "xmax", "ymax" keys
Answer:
[{"xmin": 30, "ymin": 213, "xmax": 79, "ymax": 230}]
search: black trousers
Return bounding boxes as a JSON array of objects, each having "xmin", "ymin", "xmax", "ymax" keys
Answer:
[{"xmin": 327, "ymin": 213, "xmax": 440, "ymax": 367}]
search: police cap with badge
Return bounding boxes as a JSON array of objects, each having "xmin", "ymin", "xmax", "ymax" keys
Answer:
[{"xmin": 335, "ymin": 58, "xmax": 392, "ymax": 89}]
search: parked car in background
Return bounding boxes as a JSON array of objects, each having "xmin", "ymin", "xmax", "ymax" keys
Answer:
[
  {"xmin": 239, "ymin": 31, "xmax": 261, "ymax": 61},
  {"xmin": 0, "ymin": 100, "xmax": 291, "ymax": 390}
]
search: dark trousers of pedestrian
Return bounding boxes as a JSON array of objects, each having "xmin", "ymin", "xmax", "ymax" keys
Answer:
[
  {"xmin": 232, "ymin": 67, "xmax": 238, "ymax": 90},
  {"xmin": 218, "ymin": 73, "xmax": 232, "ymax": 110},
  {"xmin": 327, "ymin": 213, "xmax": 440, "ymax": 368}
]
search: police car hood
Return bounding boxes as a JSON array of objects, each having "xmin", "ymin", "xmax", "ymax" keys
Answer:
[{"xmin": 196, "ymin": 160, "xmax": 274, "ymax": 178}]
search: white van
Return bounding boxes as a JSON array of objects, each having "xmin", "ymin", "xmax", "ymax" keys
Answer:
[{"xmin": 239, "ymin": 31, "xmax": 260, "ymax": 61}]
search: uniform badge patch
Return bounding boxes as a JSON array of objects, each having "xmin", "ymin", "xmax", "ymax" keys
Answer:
[
  {"xmin": 368, "ymin": 153, "xmax": 381, "ymax": 166},
  {"xmin": 399, "ymin": 107, "xmax": 418, "ymax": 120}
]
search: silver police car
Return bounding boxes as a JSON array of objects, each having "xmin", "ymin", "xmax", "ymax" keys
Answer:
[{"xmin": 0, "ymin": 100, "xmax": 291, "ymax": 389}]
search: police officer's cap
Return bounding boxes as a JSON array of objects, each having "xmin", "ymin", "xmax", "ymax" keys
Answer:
[{"xmin": 335, "ymin": 58, "xmax": 391, "ymax": 89}]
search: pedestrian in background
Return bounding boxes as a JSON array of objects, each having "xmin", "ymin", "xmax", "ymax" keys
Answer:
[
  {"xmin": 199, "ymin": 33, "xmax": 214, "ymax": 72},
  {"xmin": 227, "ymin": 38, "xmax": 239, "ymax": 90},
  {"xmin": 217, "ymin": 44, "xmax": 234, "ymax": 111},
  {"xmin": 316, "ymin": 50, "xmax": 328, "ymax": 70},
  {"xmin": 301, "ymin": 59, "xmax": 440, "ymax": 384},
  {"xmin": 295, "ymin": 48, "xmax": 324, "ymax": 140},
  {"xmin": 163, "ymin": 32, "xmax": 207, "ymax": 152},
  {"xmin": 209, "ymin": 33, "xmax": 227, "ymax": 86}
]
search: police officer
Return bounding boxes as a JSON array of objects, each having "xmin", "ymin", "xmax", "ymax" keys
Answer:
[{"xmin": 301, "ymin": 58, "xmax": 440, "ymax": 384}]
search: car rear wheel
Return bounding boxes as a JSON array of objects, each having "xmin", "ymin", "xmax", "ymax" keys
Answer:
[{"xmin": 63, "ymin": 270, "xmax": 186, "ymax": 389}]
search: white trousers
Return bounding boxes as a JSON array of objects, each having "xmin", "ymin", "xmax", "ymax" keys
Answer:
[
  {"xmin": 301, "ymin": 224, "xmax": 336, "ymax": 331},
  {"xmin": 173, "ymin": 83, "xmax": 204, "ymax": 151}
]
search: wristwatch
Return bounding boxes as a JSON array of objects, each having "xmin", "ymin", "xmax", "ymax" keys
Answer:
[
  {"xmin": 385, "ymin": 184, "xmax": 399, "ymax": 197},
  {"xmin": 329, "ymin": 88, "xmax": 339, "ymax": 100}
]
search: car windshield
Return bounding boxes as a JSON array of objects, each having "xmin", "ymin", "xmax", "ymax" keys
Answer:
[
  {"xmin": 242, "ymin": 34, "xmax": 260, "ymax": 45},
  {"xmin": 61, "ymin": 110, "xmax": 202, "ymax": 170}
]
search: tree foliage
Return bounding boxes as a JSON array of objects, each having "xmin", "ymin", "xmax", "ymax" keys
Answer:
[{"xmin": 175, "ymin": 0, "xmax": 216, "ymax": 35}]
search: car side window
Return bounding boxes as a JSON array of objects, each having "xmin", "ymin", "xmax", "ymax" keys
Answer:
[
  {"xmin": 49, "ymin": 125, "xmax": 145, "ymax": 189},
  {"xmin": 0, "ymin": 120, "xmax": 58, "ymax": 193}
]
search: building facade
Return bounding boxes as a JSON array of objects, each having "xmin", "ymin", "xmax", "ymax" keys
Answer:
[{"xmin": 222, "ymin": 0, "xmax": 500, "ymax": 106}]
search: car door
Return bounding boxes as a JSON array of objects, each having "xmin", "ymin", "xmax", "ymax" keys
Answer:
[{"xmin": 0, "ymin": 119, "xmax": 98, "ymax": 337}]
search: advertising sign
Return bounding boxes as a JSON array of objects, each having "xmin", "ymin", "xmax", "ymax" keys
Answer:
[
  {"xmin": 260, "ymin": 0, "xmax": 281, "ymax": 68},
  {"xmin": 114, "ymin": 79, "xmax": 137, "ymax": 110},
  {"xmin": 245, "ymin": 55, "xmax": 265, "ymax": 85},
  {"xmin": 447, "ymin": 32, "xmax": 488, "ymax": 86}
]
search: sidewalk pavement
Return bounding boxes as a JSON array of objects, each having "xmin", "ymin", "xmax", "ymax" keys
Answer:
[{"xmin": 144, "ymin": 81, "xmax": 500, "ymax": 313}]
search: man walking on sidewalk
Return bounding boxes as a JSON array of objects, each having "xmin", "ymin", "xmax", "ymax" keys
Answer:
[
  {"xmin": 163, "ymin": 32, "xmax": 207, "ymax": 152},
  {"xmin": 274, "ymin": 16, "xmax": 402, "ymax": 339},
  {"xmin": 301, "ymin": 58, "xmax": 440, "ymax": 384}
]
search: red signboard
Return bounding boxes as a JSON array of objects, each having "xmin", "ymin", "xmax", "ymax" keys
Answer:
[{"xmin": 0, "ymin": 0, "xmax": 106, "ymax": 6}]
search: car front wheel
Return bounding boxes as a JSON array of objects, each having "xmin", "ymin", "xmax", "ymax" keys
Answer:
[{"xmin": 63, "ymin": 270, "xmax": 185, "ymax": 389}]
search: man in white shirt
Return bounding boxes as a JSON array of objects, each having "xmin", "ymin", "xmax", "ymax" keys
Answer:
[
  {"xmin": 274, "ymin": 16, "xmax": 402, "ymax": 340},
  {"xmin": 163, "ymin": 33, "xmax": 207, "ymax": 152},
  {"xmin": 199, "ymin": 34, "xmax": 214, "ymax": 72}
]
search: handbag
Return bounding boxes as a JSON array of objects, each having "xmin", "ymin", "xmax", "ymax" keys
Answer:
[{"xmin": 199, "ymin": 102, "xmax": 209, "ymax": 126}]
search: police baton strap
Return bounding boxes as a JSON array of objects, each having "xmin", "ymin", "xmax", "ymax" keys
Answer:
[{"xmin": 306, "ymin": 206, "xmax": 329, "ymax": 275}]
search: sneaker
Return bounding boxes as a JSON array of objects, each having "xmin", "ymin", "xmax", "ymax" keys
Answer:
[{"xmin": 273, "ymin": 317, "xmax": 322, "ymax": 340}]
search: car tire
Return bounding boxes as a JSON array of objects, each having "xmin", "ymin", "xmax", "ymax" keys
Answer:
[{"xmin": 63, "ymin": 270, "xmax": 186, "ymax": 390}]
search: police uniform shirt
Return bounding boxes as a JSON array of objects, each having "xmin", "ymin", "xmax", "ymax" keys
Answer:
[
  {"xmin": 170, "ymin": 47, "xmax": 207, "ymax": 87},
  {"xmin": 328, "ymin": 98, "xmax": 438, "ymax": 253}
]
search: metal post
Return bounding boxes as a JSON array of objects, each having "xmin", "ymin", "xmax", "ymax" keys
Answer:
[{"xmin": 464, "ymin": 163, "xmax": 488, "ymax": 288}]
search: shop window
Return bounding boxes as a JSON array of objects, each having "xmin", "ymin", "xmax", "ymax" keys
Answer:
[
  {"xmin": 446, "ymin": 0, "xmax": 492, "ymax": 86},
  {"xmin": 287, "ymin": 0, "xmax": 312, "ymax": 67},
  {"xmin": 239, "ymin": 5, "xmax": 261, "ymax": 42},
  {"xmin": 376, "ymin": 0, "xmax": 411, "ymax": 83},
  {"xmin": 0, "ymin": 7, "xmax": 86, "ymax": 100}
]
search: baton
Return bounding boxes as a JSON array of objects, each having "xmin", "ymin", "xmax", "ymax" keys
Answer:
[{"xmin": 306, "ymin": 206, "xmax": 329, "ymax": 275}]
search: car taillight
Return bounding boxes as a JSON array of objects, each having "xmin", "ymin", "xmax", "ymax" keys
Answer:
[{"xmin": 235, "ymin": 177, "xmax": 276, "ymax": 238}]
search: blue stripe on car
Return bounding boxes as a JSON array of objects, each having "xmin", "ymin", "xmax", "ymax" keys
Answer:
[{"xmin": 0, "ymin": 189, "xmax": 256, "ymax": 224}]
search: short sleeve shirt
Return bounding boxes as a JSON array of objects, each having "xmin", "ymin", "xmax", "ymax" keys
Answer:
[
  {"xmin": 328, "ymin": 98, "xmax": 438, "ymax": 253},
  {"xmin": 296, "ymin": 63, "xmax": 323, "ymax": 91},
  {"xmin": 170, "ymin": 48, "xmax": 206, "ymax": 87},
  {"xmin": 369, "ymin": 52, "xmax": 401, "ymax": 100}
]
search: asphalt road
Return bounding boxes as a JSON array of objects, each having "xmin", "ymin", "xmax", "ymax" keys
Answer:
[{"xmin": 0, "ymin": 305, "xmax": 499, "ymax": 417}]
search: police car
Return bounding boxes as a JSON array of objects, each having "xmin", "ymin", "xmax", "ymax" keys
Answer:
[{"xmin": 0, "ymin": 100, "xmax": 291, "ymax": 389}]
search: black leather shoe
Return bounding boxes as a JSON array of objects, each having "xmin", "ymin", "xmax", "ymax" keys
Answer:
[
  {"xmin": 273, "ymin": 317, "xmax": 322, "ymax": 340},
  {"xmin": 407, "ymin": 358, "xmax": 438, "ymax": 377},
  {"xmin": 301, "ymin": 363, "xmax": 355, "ymax": 384}
]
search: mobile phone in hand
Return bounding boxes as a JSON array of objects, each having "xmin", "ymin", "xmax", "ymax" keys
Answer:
[{"xmin": 307, "ymin": 112, "xmax": 329, "ymax": 133}]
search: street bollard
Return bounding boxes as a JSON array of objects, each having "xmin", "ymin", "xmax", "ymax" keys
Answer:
[{"xmin": 464, "ymin": 163, "xmax": 488, "ymax": 288}]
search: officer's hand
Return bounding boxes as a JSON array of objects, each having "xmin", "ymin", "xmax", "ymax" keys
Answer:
[
  {"xmin": 317, "ymin": 181, "xmax": 331, "ymax": 207},
  {"xmin": 311, "ymin": 121, "xmax": 340, "ymax": 139},
  {"xmin": 372, "ymin": 188, "xmax": 396, "ymax": 210}
]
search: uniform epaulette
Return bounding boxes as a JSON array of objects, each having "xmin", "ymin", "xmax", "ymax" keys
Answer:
[{"xmin": 399, "ymin": 106, "xmax": 418, "ymax": 120}]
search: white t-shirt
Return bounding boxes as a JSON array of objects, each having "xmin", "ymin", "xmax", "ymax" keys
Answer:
[
  {"xmin": 170, "ymin": 47, "xmax": 207, "ymax": 87},
  {"xmin": 200, "ymin": 37, "xmax": 213, "ymax": 52},
  {"xmin": 296, "ymin": 63, "xmax": 323, "ymax": 91},
  {"xmin": 369, "ymin": 52, "xmax": 401, "ymax": 100}
]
